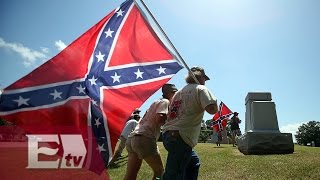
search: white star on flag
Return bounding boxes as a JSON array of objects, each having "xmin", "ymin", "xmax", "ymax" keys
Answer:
[
  {"xmin": 116, "ymin": 9, "xmax": 125, "ymax": 17},
  {"xmin": 157, "ymin": 66, "xmax": 166, "ymax": 75},
  {"xmin": 13, "ymin": 96, "xmax": 30, "ymax": 107},
  {"xmin": 104, "ymin": 28, "xmax": 114, "ymax": 38},
  {"xmin": 95, "ymin": 118, "xmax": 102, "ymax": 128},
  {"xmin": 95, "ymin": 51, "xmax": 105, "ymax": 62},
  {"xmin": 134, "ymin": 68, "xmax": 144, "ymax": 79},
  {"xmin": 88, "ymin": 75, "xmax": 97, "ymax": 85},
  {"xmin": 50, "ymin": 89, "xmax": 63, "ymax": 100},
  {"xmin": 76, "ymin": 84, "xmax": 86, "ymax": 94},
  {"xmin": 91, "ymin": 99, "xmax": 98, "ymax": 106},
  {"xmin": 97, "ymin": 143, "xmax": 106, "ymax": 152},
  {"xmin": 111, "ymin": 72, "xmax": 121, "ymax": 83}
]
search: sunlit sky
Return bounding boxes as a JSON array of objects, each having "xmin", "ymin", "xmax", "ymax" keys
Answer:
[{"xmin": 1, "ymin": 0, "xmax": 320, "ymax": 142}]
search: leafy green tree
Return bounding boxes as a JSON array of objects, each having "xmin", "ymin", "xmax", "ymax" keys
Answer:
[
  {"xmin": 197, "ymin": 120, "xmax": 213, "ymax": 143},
  {"xmin": 295, "ymin": 121, "xmax": 320, "ymax": 147},
  {"xmin": 198, "ymin": 129, "xmax": 213, "ymax": 143},
  {"xmin": 205, "ymin": 119, "xmax": 212, "ymax": 128}
]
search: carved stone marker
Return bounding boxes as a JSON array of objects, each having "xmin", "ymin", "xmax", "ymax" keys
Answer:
[
  {"xmin": 209, "ymin": 129, "xmax": 228, "ymax": 144},
  {"xmin": 237, "ymin": 92, "xmax": 294, "ymax": 154}
]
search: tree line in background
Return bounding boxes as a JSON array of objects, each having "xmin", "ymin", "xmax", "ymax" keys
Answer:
[
  {"xmin": 198, "ymin": 119, "xmax": 320, "ymax": 147},
  {"xmin": 295, "ymin": 120, "xmax": 320, "ymax": 147},
  {"xmin": 1, "ymin": 118, "xmax": 320, "ymax": 146}
]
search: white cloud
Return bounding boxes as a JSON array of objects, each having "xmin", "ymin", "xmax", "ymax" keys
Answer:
[
  {"xmin": 0, "ymin": 37, "xmax": 48, "ymax": 67},
  {"xmin": 280, "ymin": 122, "xmax": 306, "ymax": 143},
  {"xmin": 54, "ymin": 40, "xmax": 67, "ymax": 51},
  {"xmin": 41, "ymin": 47, "xmax": 50, "ymax": 54}
]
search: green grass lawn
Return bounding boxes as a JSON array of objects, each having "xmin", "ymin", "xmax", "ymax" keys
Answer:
[{"xmin": 108, "ymin": 143, "xmax": 320, "ymax": 180}]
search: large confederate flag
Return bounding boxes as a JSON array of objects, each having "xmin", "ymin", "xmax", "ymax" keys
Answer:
[{"xmin": 0, "ymin": 0, "xmax": 183, "ymax": 177}]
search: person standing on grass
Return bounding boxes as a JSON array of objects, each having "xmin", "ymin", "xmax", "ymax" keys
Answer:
[
  {"xmin": 124, "ymin": 84, "xmax": 178, "ymax": 180},
  {"xmin": 162, "ymin": 66, "xmax": 218, "ymax": 180},
  {"xmin": 216, "ymin": 130, "xmax": 222, "ymax": 146},
  {"xmin": 230, "ymin": 112, "xmax": 241, "ymax": 147},
  {"xmin": 108, "ymin": 113, "xmax": 140, "ymax": 166}
]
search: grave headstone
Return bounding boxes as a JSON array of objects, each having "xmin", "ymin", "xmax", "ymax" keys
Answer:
[{"xmin": 237, "ymin": 92, "xmax": 294, "ymax": 154}]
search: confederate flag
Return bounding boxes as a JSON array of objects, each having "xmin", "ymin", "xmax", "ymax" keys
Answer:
[
  {"xmin": 0, "ymin": 0, "xmax": 183, "ymax": 177},
  {"xmin": 211, "ymin": 102, "xmax": 233, "ymax": 132}
]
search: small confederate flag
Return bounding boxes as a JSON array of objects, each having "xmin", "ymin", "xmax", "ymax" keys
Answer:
[
  {"xmin": 211, "ymin": 102, "xmax": 233, "ymax": 132},
  {"xmin": 0, "ymin": 0, "xmax": 183, "ymax": 177}
]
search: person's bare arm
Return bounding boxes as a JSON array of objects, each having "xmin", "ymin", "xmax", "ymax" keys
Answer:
[{"xmin": 205, "ymin": 103, "xmax": 218, "ymax": 115}]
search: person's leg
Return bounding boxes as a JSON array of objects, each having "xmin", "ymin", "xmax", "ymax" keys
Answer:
[
  {"xmin": 234, "ymin": 129, "xmax": 241, "ymax": 146},
  {"xmin": 124, "ymin": 136, "xmax": 142, "ymax": 180},
  {"xmin": 124, "ymin": 152, "xmax": 142, "ymax": 180},
  {"xmin": 162, "ymin": 131, "xmax": 192, "ymax": 180},
  {"xmin": 131, "ymin": 135, "xmax": 164, "ymax": 179},
  {"xmin": 231, "ymin": 130, "xmax": 236, "ymax": 147},
  {"xmin": 184, "ymin": 150, "xmax": 200, "ymax": 180},
  {"xmin": 144, "ymin": 154, "xmax": 164, "ymax": 180}
]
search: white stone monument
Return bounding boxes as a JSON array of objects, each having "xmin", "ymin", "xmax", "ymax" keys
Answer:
[{"xmin": 237, "ymin": 92, "xmax": 294, "ymax": 154}]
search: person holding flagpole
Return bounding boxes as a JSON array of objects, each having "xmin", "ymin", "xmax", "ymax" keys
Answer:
[{"xmin": 162, "ymin": 66, "xmax": 218, "ymax": 180}]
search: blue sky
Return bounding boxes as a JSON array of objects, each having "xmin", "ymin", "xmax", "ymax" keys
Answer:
[{"xmin": 1, "ymin": 0, "xmax": 320, "ymax": 142}]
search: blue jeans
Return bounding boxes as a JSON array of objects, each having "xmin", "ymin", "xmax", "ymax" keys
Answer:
[{"xmin": 162, "ymin": 131, "xmax": 200, "ymax": 180}]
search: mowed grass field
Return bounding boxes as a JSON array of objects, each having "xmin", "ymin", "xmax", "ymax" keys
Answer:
[
  {"xmin": 1, "ymin": 143, "xmax": 320, "ymax": 179},
  {"xmin": 108, "ymin": 143, "xmax": 320, "ymax": 180}
]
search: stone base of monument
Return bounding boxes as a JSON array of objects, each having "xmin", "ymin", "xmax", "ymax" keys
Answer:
[{"xmin": 237, "ymin": 132, "xmax": 294, "ymax": 155}]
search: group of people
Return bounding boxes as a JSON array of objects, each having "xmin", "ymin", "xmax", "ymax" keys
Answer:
[
  {"xmin": 216, "ymin": 112, "xmax": 241, "ymax": 147},
  {"xmin": 110, "ymin": 66, "xmax": 219, "ymax": 180}
]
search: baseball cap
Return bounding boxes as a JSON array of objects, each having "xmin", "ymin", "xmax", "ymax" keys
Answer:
[
  {"xmin": 190, "ymin": 66, "xmax": 210, "ymax": 80},
  {"xmin": 133, "ymin": 108, "xmax": 141, "ymax": 114},
  {"xmin": 162, "ymin": 84, "xmax": 178, "ymax": 94}
]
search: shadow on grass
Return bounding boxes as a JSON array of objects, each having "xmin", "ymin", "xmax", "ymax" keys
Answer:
[
  {"xmin": 213, "ymin": 146, "xmax": 226, "ymax": 148},
  {"xmin": 118, "ymin": 155, "xmax": 128, "ymax": 160},
  {"xmin": 108, "ymin": 155, "xmax": 128, "ymax": 169}
]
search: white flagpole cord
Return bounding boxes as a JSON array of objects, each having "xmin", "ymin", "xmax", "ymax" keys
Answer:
[{"xmin": 137, "ymin": 0, "xmax": 200, "ymax": 84}]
